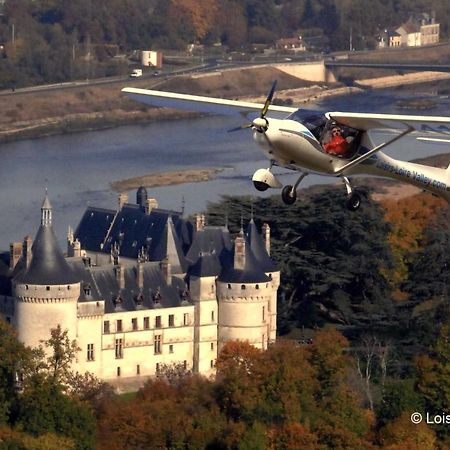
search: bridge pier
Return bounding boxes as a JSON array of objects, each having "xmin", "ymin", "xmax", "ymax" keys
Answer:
[{"xmin": 276, "ymin": 60, "xmax": 337, "ymax": 83}]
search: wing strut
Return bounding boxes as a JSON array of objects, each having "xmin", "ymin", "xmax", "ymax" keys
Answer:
[{"xmin": 333, "ymin": 126, "xmax": 414, "ymax": 175}]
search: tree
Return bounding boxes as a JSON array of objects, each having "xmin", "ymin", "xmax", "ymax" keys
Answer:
[
  {"xmin": 416, "ymin": 324, "xmax": 450, "ymax": 433},
  {"xmin": 206, "ymin": 188, "xmax": 395, "ymax": 334},
  {"xmin": 40, "ymin": 324, "xmax": 80, "ymax": 385},
  {"xmin": 377, "ymin": 379, "xmax": 424, "ymax": 427},
  {"xmin": 0, "ymin": 319, "xmax": 40, "ymax": 425},
  {"xmin": 379, "ymin": 411, "xmax": 437, "ymax": 450},
  {"xmin": 16, "ymin": 374, "xmax": 96, "ymax": 450}
]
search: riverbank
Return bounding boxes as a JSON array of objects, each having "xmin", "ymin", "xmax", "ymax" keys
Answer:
[
  {"xmin": 111, "ymin": 168, "xmax": 224, "ymax": 192},
  {"xmin": 1, "ymin": 65, "xmax": 450, "ymax": 144}
]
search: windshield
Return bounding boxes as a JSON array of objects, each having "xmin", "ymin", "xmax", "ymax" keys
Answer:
[{"xmin": 287, "ymin": 109, "xmax": 327, "ymax": 140}]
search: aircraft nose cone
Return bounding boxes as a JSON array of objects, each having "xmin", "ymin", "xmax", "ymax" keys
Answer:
[{"xmin": 253, "ymin": 117, "xmax": 268, "ymax": 130}]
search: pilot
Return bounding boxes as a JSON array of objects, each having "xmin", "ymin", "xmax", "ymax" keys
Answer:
[{"xmin": 323, "ymin": 126, "xmax": 348, "ymax": 156}]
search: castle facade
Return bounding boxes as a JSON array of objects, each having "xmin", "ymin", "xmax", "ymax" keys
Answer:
[{"xmin": 0, "ymin": 189, "xmax": 279, "ymax": 388}]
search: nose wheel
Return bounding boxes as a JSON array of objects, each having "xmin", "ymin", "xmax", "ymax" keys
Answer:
[{"xmin": 282, "ymin": 185, "xmax": 296, "ymax": 205}]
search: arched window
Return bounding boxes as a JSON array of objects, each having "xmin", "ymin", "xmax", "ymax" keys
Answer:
[
  {"xmin": 241, "ymin": 285, "xmax": 246, "ymax": 290},
  {"xmin": 256, "ymin": 284, "xmax": 259, "ymax": 290}
]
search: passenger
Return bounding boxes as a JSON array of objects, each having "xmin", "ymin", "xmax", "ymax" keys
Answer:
[{"xmin": 323, "ymin": 127, "xmax": 348, "ymax": 156}]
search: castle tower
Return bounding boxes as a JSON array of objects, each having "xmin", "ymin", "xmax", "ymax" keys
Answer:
[
  {"xmin": 188, "ymin": 253, "xmax": 220, "ymax": 375},
  {"xmin": 217, "ymin": 220, "xmax": 279, "ymax": 349},
  {"xmin": 13, "ymin": 194, "xmax": 81, "ymax": 349},
  {"xmin": 245, "ymin": 219, "xmax": 279, "ymax": 344}
]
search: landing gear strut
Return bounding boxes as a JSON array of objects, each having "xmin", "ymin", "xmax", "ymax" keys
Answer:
[
  {"xmin": 281, "ymin": 172, "xmax": 308, "ymax": 205},
  {"xmin": 342, "ymin": 176, "xmax": 361, "ymax": 211}
]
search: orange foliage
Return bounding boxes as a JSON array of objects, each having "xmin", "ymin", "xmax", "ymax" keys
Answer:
[
  {"xmin": 268, "ymin": 422, "xmax": 319, "ymax": 450},
  {"xmin": 169, "ymin": 0, "xmax": 220, "ymax": 40},
  {"xmin": 381, "ymin": 193, "xmax": 446, "ymax": 290},
  {"xmin": 379, "ymin": 412, "xmax": 437, "ymax": 449}
]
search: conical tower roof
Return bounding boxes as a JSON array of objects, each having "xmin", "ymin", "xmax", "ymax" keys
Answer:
[
  {"xmin": 15, "ymin": 194, "xmax": 78, "ymax": 285},
  {"xmin": 245, "ymin": 219, "xmax": 276, "ymax": 272}
]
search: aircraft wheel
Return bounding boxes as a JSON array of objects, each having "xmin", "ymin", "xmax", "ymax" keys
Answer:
[
  {"xmin": 282, "ymin": 185, "xmax": 296, "ymax": 205},
  {"xmin": 346, "ymin": 192, "xmax": 361, "ymax": 211},
  {"xmin": 253, "ymin": 180, "xmax": 269, "ymax": 192}
]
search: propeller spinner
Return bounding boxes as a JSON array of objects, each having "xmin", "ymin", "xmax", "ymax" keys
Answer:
[{"xmin": 228, "ymin": 80, "xmax": 277, "ymax": 132}]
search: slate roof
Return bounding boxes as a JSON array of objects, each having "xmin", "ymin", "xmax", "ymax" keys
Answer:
[
  {"xmin": 67, "ymin": 258, "xmax": 186, "ymax": 313},
  {"xmin": 186, "ymin": 226, "xmax": 233, "ymax": 267},
  {"xmin": 74, "ymin": 207, "xmax": 116, "ymax": 252},
  {"xmin": 75, "ymin": 204, "xmax": 192, "ymax": 270},
  {"xmin": 15, "ymin": 225, "xmax": 78, "ymax": 285},
  {"xmin": 188, "ymin": 253, "xmax": 222, "ymax": 278},
  {"xmin": 245, "ymin": 219, "xmax": 277, "ymax": 272},
  {"xmin": 218, "ymin": 240, "xmax": 271, "ymax": 284},
  {"xmin": 185, "ymin": 222, "xmax": 276, "ymax": 283}
]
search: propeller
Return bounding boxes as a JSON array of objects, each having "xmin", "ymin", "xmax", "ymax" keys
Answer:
[{"xmin": 228, "ymin": 80, "xmax": 277, "ymax": 133}]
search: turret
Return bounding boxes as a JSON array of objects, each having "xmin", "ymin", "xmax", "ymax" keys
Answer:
[{"xmin": 13, "ymin": 193, "xmax": 80, "ymax": 349}]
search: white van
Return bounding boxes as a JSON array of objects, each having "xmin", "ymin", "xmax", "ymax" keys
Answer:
[{"xmin": 130, "ymin": 69, "xmax": 143, "ymax": 77}]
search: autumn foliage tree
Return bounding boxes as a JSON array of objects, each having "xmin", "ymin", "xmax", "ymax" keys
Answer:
[{"xmin": 381, "ymin": 193, "xmax": 446, "ymax": 291}]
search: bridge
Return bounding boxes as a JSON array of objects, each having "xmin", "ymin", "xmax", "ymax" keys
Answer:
[{"xmin": 324, "ymin": 61, "xmax": 450, "ymax": 73}]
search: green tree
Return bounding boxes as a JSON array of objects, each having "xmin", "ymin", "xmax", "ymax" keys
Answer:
[
  {"xmin": 206, "ymin": 188, "xmax": 395, "ymax": 333},
  {"xmin": 16, "ymin": 375, "xmax": 96, "ymax": 450},
  {"xmin": 0, "ymin": 319, "xmax": 39, "ymax": 425}
]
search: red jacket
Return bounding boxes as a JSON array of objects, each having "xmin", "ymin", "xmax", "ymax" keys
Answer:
[{"xmin": 324, "ymin": 135, "xmax": 348, "ymax": 155}]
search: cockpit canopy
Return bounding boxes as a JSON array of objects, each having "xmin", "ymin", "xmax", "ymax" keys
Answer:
[
  {"xmin": 287, "ymin": 109, "xmax": 363, "ymax": 159},
  {"xmin": 287, "ymin": 109, "xmax": 327, "ymax": 140}
]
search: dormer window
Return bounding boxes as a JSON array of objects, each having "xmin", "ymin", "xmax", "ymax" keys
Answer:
[
  {"xmin": 114, "ymin": 294, "xmax": 123, "ymax": 308},
  {"xmin": 135, "ymin": 292, "xmax": 144, "ymax": 306},
  {"xmin": 83, "ymin": 284, "xmax": 92, "ymax": 296},
  {"xmin": 153, "ymin": 288, "xmax": 162, "ymax": 304}
]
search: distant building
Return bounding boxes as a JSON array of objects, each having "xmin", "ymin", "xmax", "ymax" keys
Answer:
[
  {"xmin": 377, "ymin": 29, "xmax": 402, "ymax": 48},
  {"xmin": 275, "ymin": 36, "xmax": 306, "ymax": 53},
  {"xmin": 141, "ymin": 50, "xmax": 163, "ymax": 69},
  {"xmin": 0, "ymin": 190, "xmax": 279, "ymax": 389},
  {"xmin": 378, "ymin": 12, "xmax": 439, "ymax": 48},
  {"xmin": 418, "ymin": 13, "xmax": 440, "ymax": 46},
  {"xmin": 396, "ymin": 21, "xmax": 422, "ymax": 47}
]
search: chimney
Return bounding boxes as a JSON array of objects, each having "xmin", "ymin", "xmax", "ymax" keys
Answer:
[
  {"xmin": 115, "ymin": 264, "xmax": 125, "ymax": 290},
  {"xmin": 160, "ymin": 257, "xmax": 171, "ymax": 285},
  {"xmin": 23, "ymin": 236, "xmax": 32, "ymax": 268},
  {"xmin": 145, "ymin": 198, "xmax": 159, "ymax": 215},
  {"xmin": 111, "ymin": 242, "xmax": 120, "ymax": 265},
  {"xmin": 262, "ymin": 223, "xmax": 271, "ymax": 256},
  {"xmin": 195, "ymin": 213, "xmax": 205, "ymax": 231},
  {"xmin": 67, "ymin": 226, "xmax": 74, "ymax": 256},
  {"xmin": 118, "ymin": 192, "xmax": 128, "ymax": 210},
  {"xmin": 72, "ymin": 239, "xmax": 81, "ymax": 258},
  {"xmin": 234, "ymin": 231, "xmax": 246, "ymax": 270},
  {"xmin": 9, "ymin": 242, "xmax": 23, "ymax": 270}
]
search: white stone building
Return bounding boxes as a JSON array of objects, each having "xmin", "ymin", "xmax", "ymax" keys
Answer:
[{"xmin": 0, "ymin": 190, "xmax": 279, "ymax": 388}]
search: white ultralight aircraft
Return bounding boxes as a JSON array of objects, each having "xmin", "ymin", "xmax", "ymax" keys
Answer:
[{"xmin": 122, "ymin": 82, "xmax": 450, "ymax": 211}]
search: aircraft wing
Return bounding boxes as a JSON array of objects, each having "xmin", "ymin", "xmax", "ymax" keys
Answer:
[
  {"xmin": 326, "ymin": 112, "xmax": 450, "ymax": 133},
  {"xmin": 122, "ymin": 87, "xmax": 297, "ymax": 119}
]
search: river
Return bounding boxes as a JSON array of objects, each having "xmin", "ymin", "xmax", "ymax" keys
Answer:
[{"xmin": 1, "ymin": 82, "xmax": 450, "ymax": 250}]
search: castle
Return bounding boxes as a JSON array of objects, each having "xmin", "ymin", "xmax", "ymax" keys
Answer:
[{"xmin": 0, "ymin": 189, "xmax": 279, "ymax": 388}]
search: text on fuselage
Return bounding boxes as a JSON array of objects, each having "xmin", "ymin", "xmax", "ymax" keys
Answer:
[{"xmin": 376, "ymin": 161, "xmax": 447, "ymax": 191}]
